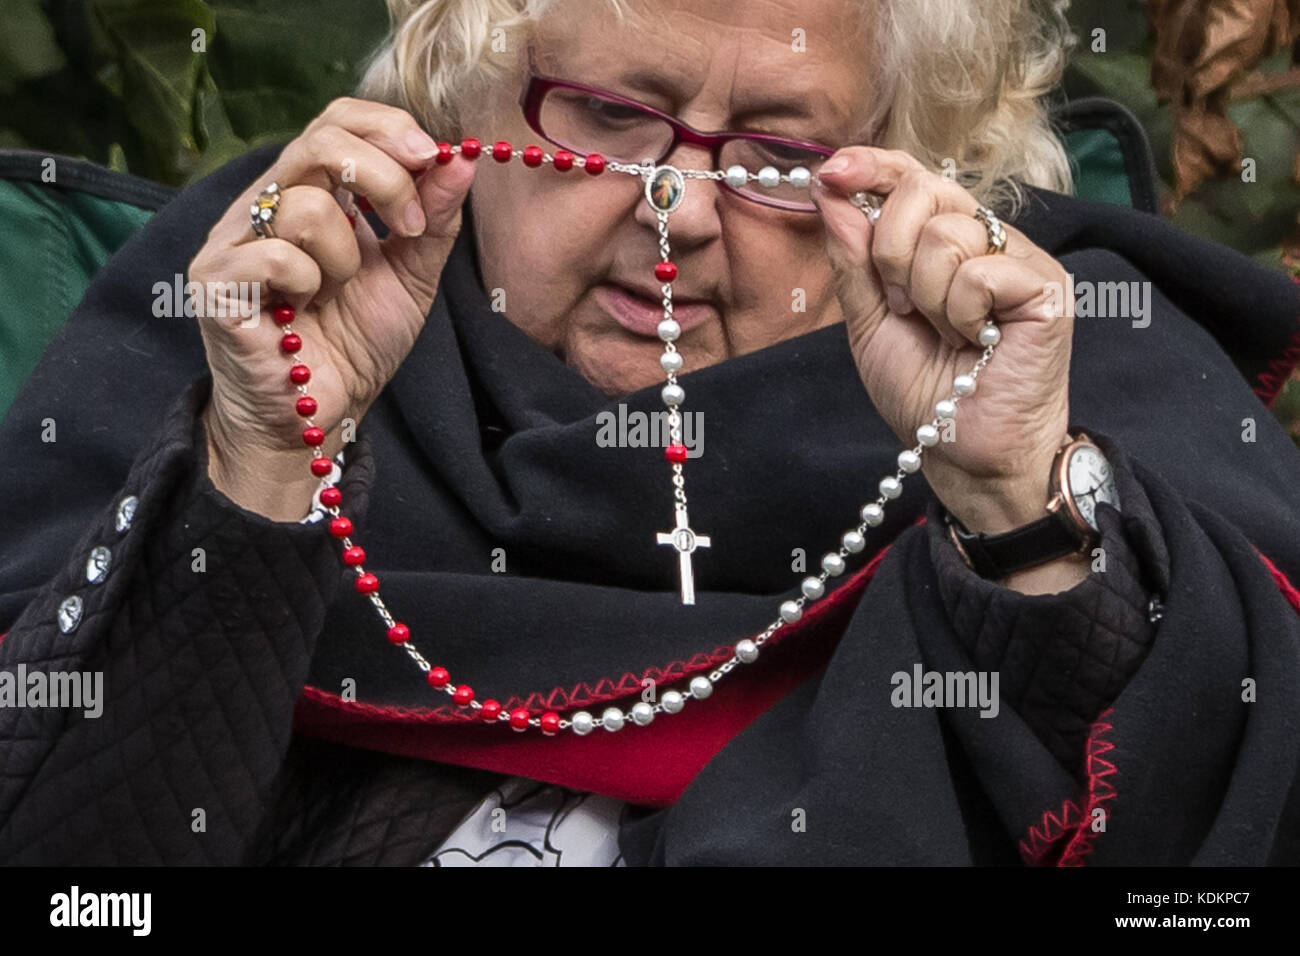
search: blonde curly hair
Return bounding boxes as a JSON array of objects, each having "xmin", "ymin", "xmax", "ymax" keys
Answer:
[{"xmin": 357, "ymin": 0, "xmax": 1076, "ymax": 218}]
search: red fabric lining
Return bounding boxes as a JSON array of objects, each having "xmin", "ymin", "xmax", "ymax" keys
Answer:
[
  {"xmin": 1251, "ymin": 281, "xmax": 1300, "ymax": 408},
  {"xmin": 293, "ymin": 523, "xmax": 916, "ymax": 805},
  {"xmin": 1255, "ymin": 548, "xmax": 1300, "ymax": 617}
]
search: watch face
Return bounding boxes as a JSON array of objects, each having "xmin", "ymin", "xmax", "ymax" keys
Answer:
[{"xmin": 1067, "ymin": 445, "xmax": 1120, "ymax": 531}]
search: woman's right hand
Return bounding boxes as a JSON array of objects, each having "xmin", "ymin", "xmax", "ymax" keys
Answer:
[{"xmin": 188, "ymin": 98, "xmax": 477, "ymax": 520}]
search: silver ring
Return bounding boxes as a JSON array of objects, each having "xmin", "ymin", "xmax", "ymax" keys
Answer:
[
  {"xmin": 973, "ymin": 204, "xmax": 1007, "ymax": 255},
  {"xmin": 849, "ymin": 190, "xmax": 882, "ymax": 224},
  {"xmin": 250, "ymin": 182, "xmax": 280, "ymax": 239}
]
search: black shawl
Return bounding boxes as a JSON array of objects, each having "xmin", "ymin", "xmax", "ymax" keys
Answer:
[{"xmin": 1, "ymin": 144, "xmax": 1299, "ymax": 864}]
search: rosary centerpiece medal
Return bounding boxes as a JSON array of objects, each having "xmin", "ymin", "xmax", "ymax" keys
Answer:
[{"xmin": 643, "ymin": 163, "xmax": 709, "ymax": 605}]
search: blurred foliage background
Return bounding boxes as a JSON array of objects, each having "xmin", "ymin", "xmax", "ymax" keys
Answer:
[{"xmin": 1, "ymin": 0, "xmax": 1298, "ymax": 436}]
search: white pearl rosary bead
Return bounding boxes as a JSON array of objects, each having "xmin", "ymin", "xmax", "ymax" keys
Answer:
[
  {"xmin": 935, "ymin": 398, "xmax": 956, "ymax": 420},
  {"xmin": 953, "ymin": 373, "xmax": 976, "ymax": 396},
  {"xmin": 916, "ymin": 423, "xmax": 940, "ymax": 447},
  {"xmin": 879, "ymin": 475, "xmax": 902, "ymax": 499},
  {"xmin": 689, "ymin": 675, "xmax": 714, "ymax": 699},
  {"xmin": 842, "ymin": 530, "xmax": 866, "ymax": 552},
  {"xmin": 788, "ymin": 166, "xmax": 812, "ymax": 189},
  {"xmin": 780, "ymin": 600, "xmax": 804, "ymax": 623},
  {"xmin": 657, "ymin": 318, "xmax": 680, "ymax": 342},
  {"xmin": 661, "ymin": 689, "xmax": 685, "ymax": 713},
  {"xmin": 821, "ymin": 553, "xmax": 846, "ymax": 576},
  {"xmin": 601, "ymin": 707, "xmax": 625, "ymax": 732},
  {"xmin": 662, "ymin": 383, "xmax": 685, "ymax": 406},
  {"xmin": 660, "ymin": 351, "xmax": 683, "ymax": 373},
  {"xmin": 898, "ymin": 449, "xmax": 922, "ymax": 473},
  {"xmin": 631, "ymin": 701, "xmax": 655, "ymax": 726},
  {"xmin": 801, "ymin": 576, "xmax": 825, "ymax": 600},
  {"xmin": 978, "ymin": 323, "xmax": 1001, "ymax": 347},
  {"xmin": 735, "ymin": 638, "xmax": 759, "ymax": 663},
  {"xmin": 757, "ymin": 166, "xmax": 781, "ymax": 188},
  {"xmin": 571, "ymin": 710, "xmax": 595, "ymax": 735},
  {"xmin": 725, "ymin": 164, "xmax": 749, "ymax": 188},
  {"xmin": 861, "ymin": 502, "xmax": 884, "ymax": 527}
]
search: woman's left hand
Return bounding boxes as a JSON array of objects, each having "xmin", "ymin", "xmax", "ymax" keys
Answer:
[{"xmin": 813, "ymin": 147, "xmax": 1074, "ymax": 535}]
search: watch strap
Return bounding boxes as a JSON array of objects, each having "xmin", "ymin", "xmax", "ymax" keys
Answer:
[{"xmin": 946, "ymin": 508, "xmax": 1087, "ymax": 579}]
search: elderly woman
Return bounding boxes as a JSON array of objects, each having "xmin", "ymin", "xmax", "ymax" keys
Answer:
[{"xmin": 1, "ymin": 0, "xmax": 1299, "ymax": 867}]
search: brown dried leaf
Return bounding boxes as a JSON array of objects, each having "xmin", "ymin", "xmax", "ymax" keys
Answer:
[
  {"xmin": 1191, "ymin": 0, "xmax": 1298, "ymax": 97},
  {"xmin": 1149, "ymin": 0, "xmax": 1208, "ymax": 102},
  {"xmin": 1148, "ymin": 0, "xmax": 1300, "ymax": 203}
]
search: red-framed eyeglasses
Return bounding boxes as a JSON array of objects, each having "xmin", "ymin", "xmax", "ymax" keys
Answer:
[{"xmin": 519, "ymin": 53, "xmax": 835, "ymax": 212}]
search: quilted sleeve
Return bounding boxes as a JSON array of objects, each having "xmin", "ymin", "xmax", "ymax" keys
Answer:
[
  {"xmin": 0, "ymin": 374, "xmax": 374, "ymax": 864},
  {"xmin": 924, "ymin": 429, "xmax": 1169, "ymax": 778}
]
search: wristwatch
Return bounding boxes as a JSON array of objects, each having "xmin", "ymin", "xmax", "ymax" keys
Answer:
[{"xmin": 944, "ymin": 431, "xmax": 1121, "ymax": 580}]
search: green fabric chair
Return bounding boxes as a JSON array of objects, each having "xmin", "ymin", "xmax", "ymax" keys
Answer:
[{"xmin": 0, "ymin": 95, "xmax": 1160, "ymax": 421}]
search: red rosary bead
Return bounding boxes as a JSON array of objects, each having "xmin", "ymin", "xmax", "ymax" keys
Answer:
[
  {"xmin": 295, "ymin": 396, "xmax": 318, "ymax": 417},
  {"xmin": 320, "ymin": 486, "xmax": 342, "ymax": 508},
  {"xmin": 452, "ymin": 685, "xmax": 475, "ymax": 706},
  {"xmin": 460, "ymin": 138, "xmax": 482, "ymax": 159},
  {"xmin": 329, "ymin": 516, "xmax": 353, "ymax": 538},
  {"xmin": 552, "ymin": 149, "xmax": 575, "ymax": 171},
  {"xmin": 387, "ymin": 623, "xmax": 410, "ymax": 645},
  {"xmin": 342, "ymin": 545, "xmax": 365, "ymax": 566},
  {"xmin": 302, "ymin": 426, "xmax": 325, "ymax": 446},
  {"xmin": 509, "ymin": 708, "xmax": 531, "ymax": 731},
  {"xmin": 522, "ymin": 145, "xmax": 544, "ymax": 167},
  {"xmin": 435, "ymin": 142, "xmax": 453, "ymax": 165},
  {"xmin": 492, "ymin": 140, "xmax": 513, "ymax": 162},
  {"xmin": 665, "ymin": 443, "xmax": 688, "ymax": 463},
  {"xmin": 280, "ymin": 333, "xmax": 302, "ymax": 354},
  {"xmin": 355, "ymin": 573, "xmax": 380, "ymax": 594},
  {"xmin": 272, "ymin": 305, "xmax": 295, "ymax": 325},
  {"xmin": 289, "ymin": 364, "xmax": 311, "ymax": 384},
  {"xmin": 655, "ymin": 261, "xmax": 678, "ymax": 282},
  {"xmin": 584, "ymin": 153, "xmax": 606, "ymax": 175},
  {"xmin": 540, "ymin": 712, "xmax": 561, "ymax": 735},
  {"xmin": 480, "ymin": 699, "xmax": 502, "ymax": 722},
  {"xmin": 310, "ymin": 457, "xmax": 334, "ymax": 477},
  {"xmin": 427, "ymin": 667, "xmax": 450, "ymax": 689}
]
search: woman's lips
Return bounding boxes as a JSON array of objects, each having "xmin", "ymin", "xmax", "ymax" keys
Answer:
[{"xmin": 594, "ymin": 283, "xmax": 715, "ymax": 338}]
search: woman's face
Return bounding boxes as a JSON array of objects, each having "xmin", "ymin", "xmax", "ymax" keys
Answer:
[{"xmin": 465, "ymin": 0, "xmax": 874, "ymax": 397}]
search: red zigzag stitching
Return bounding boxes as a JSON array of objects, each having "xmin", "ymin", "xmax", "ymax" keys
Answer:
[{"xmin": 1018, "ymin": 708, "xmax": 1118, "ymax": 867}]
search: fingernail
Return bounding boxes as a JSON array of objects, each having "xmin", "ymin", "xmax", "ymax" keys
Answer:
[
  {"xmin": 403, "ymin": 199, "xmax": 426, "ymax": 236},
  {"xmin": 886, "ymin": 285, "xmax": 912, "ymax": 314},
  {"xmin": 406, "ymin": 130, "xmax": 438, "ymax": 159},
  {"xmin": 819, "ymin": 157, "xmax": 849, "ymax": 176}
]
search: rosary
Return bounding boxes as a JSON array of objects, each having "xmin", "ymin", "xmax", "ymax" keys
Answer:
[{"xmin": 251, "ymin": 137, "xmax": 1006, "ymax": 736}]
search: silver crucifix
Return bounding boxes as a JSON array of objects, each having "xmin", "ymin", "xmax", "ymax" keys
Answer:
[{"xmin": 657, "ymin": 505, "xmax": 711, "ymax": 605}]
